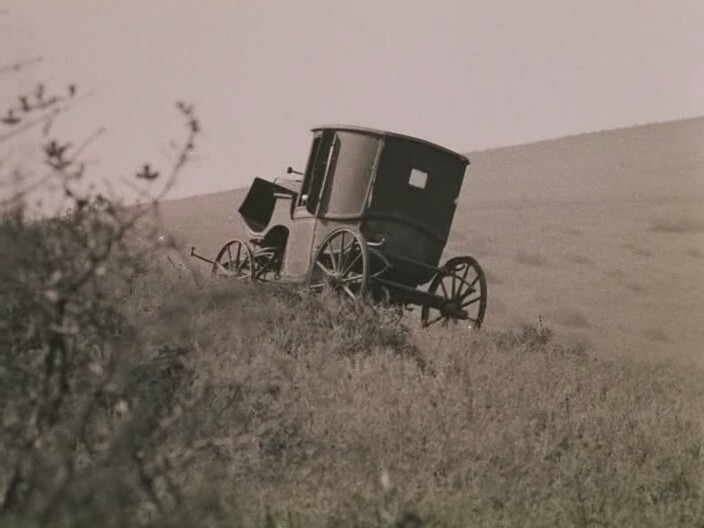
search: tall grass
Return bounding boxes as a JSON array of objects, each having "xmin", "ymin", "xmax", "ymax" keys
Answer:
[
  {"xmin": 7, "ymin": 249, "xmax": 700, "ymax": 527},
  {"xmin": 146, "ymin": 277, "xmax": 704, "ymax": 528}
]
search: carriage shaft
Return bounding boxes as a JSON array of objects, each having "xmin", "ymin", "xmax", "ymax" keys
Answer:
[{"xmin": 189, "ymin": 246, "xmax": 217, "ymax": 266}]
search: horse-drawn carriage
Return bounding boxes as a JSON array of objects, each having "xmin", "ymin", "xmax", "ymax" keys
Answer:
[{"xmin": 191, "ymin": 125, "xmax": 487, "ymax": 328}]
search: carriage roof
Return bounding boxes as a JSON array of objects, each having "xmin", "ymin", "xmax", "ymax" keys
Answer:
[
  {"xmin": 304, "ymin": 125, "xmax": 469, "ymax": 234},
  {"xmin": 311, "ymin": 125, "xmax": 470, "ymax": 165}
]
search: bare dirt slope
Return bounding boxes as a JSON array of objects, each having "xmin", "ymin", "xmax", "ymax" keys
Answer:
[{"xmin": 161, "ymin": 117, "xmax": 704, "ymax": 364}]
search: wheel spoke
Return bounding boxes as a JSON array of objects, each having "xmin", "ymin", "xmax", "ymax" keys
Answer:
[
  {"xmin": 315, "ymin": 259, "xmax": 334, "ymax": 275},
  {"xmin": 216, "ymin": 262, "xmax": 231, "ymax": 276},
  {"xmin": 470, "ymin": 272, "xmax": 481, "ymax": 287},
  {"xmin": 461, "ymin": 296, "xmax": 481, "ymax": 308},
  {"xmin": 455, "ymin": 284, "xmax": 472, "ymax": 300},
  {"xmin": 342, "ymin": 285, "xmax": 356, "ymax": 299},
  {"xmin": 332, "ymin": 244, "xmax": 343, "ymax": 273},
  {"xmin": 333, "ymin": 250, "xmax": 345, "ymax": 274},
  {"xmin": 238, "ymin": 256, "xmax": 248, "ymax": 275},
  {"xmin": 439, "ymin": 279, "xmax": 449, "ymax": 298},
  {"xmin": 341, "ymin": 273, "xmax": 364, "ymax": 283},
  {"xmin": 322, "ymin": 242, "xmax": 334, "ymax": 273},
  {"xmin": 226, "ymin": 244, "xmax": 233, "ymax": 270},
  {"xmin": 331, "ymin": 232, "xmax": 343, "ymax": 272},
  {"xmin": 338, "ymin": 250, "xmax": 350, "ymax": 275},
  {"xmin": 339, "ymin": 231, "xmax": 347, "ymax": 271},
  {"xmin": 342, "ymin": 249, "xmax": 361, "ymax": 276},
  {"xmin": 461, "ymin": 262, "xmax": 470, "ymax": 283},
  {"xmin": 425, "ymin": 311, "xmax": 447, "ymax": 326}
]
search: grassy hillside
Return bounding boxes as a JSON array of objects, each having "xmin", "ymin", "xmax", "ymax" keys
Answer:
[
  {"xmin": 457, "ymin": 117, "xmax": 704, "ymax": 364},
  {"xmin": 161, "ymin": 116, "xmax": 704, "ymax": 364},
  {"xmin": 5, "ymin": 117, "xmax": 702, "ymax": 526},
  {"xmin": 107, "ymin": 275, "xmax": 704, "ymax": 527},
  {"xmin": 4, "ymin": 241, "xmax": 704, "ymax": 525}
]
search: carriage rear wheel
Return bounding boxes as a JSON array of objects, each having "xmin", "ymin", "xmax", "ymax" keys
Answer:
[
  {"xmin": 212, "ymin": 239, "xmax": 255, "ymax": 279},
  {"xmin": 307, "ymin": 228, "xmax": 369, "ymax": 300},
  {"xmin": 421, "ymin": 256, "xmax": 487, "ymax": 328}
]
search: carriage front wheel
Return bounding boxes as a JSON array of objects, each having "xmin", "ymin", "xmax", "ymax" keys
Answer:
[
  {"xmin": 212, "ymin": 239, "xmax": 255, "ymax": 280},
  {"xmin": 421, "ymin": 256, "xmax": 487, "ymax": 328},
  {"xmin": 307, "ymin": 228, "xmax": 369, "ymax": 300}
]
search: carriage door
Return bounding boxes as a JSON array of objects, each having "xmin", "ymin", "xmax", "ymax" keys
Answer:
[{"xmin": 282, "ymin": 130, "xmax": 337, "ymax": 279}]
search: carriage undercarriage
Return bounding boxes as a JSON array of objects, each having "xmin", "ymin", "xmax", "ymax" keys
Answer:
[{"xmin": 194, "ymin": 226, "xmax": 487, "ymax": 328}]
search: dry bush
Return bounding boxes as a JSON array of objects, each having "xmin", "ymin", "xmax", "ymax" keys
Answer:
[{"xmin": 1, "ymin": 64, "xmax": 205, "ymax": 526}]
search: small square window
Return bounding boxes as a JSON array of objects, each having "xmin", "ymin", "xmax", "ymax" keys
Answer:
[{"xmin": 409, "ymin": 168, "xmax": 428, "ymax": 189}]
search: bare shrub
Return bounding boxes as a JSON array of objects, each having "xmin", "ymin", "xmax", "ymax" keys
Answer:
[{"xmin": 0, "ymin": 64, "xmax": 205, "ymax": 526}]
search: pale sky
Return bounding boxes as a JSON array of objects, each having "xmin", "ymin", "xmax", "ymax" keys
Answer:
[{"xmin": 2, "ymin": 1, "xmax": 703, "ymax": 200}]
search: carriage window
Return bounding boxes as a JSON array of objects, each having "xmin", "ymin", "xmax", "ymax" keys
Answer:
[
  {"xmin": 300, "ymin": 131, "xmax": 335, "ymax": 214},
  {"xmin": 319, "ymin": 132, "xmax": 379, "ymax": 216},
  {"xmin": 409, "ymin": 168, "xmax": 428, "ymax": 190}
]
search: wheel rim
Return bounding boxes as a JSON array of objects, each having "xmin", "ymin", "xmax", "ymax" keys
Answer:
[
  {"xmin": 212, "ymin": 240, "xmax": 255, "ymax": 279},
  {"xmin": 308, "ymin": 228, "xmax": 369, "ymax": 300},
  {"xmin": 421, "ymin": 256, "xmax": 487, "ymax": 328}
]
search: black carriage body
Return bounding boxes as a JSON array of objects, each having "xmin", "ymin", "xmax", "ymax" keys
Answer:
[
  {"xmin": 358, "ymin": 132, "xmax": 468, "ymax": 285},
  {"xmin": 238, "ymin": 125, "xmax": 469, "ymax": 287},
  {"xmin": 196, "ymin": 125, "xmax": 487, "ymax": 328}
]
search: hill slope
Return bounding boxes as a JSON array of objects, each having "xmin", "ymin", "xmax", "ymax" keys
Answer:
[{"xmin": 160, "ymin": 117, "xmax": 704, "ymax": 363}]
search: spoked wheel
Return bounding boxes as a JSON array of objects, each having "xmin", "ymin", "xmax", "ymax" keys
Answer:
[
  {"xmin": 307, "ymin": 228, "xmax": 369, "ymax": 300},
  {"xmin": 421, "ymin": 256, "xmax": 487, "ymax": 328},
  {"xmin": 212, "ymin": 239, "xmax": 255, "ymax": 279}
]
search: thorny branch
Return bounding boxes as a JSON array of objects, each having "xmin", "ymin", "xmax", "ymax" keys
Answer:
[{"xmin": 0, "ymin": 77, "xmax": 201, "ymax": 519}]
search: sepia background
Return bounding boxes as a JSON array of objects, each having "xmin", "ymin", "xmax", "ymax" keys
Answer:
[
  {"xmin": 2, "ymin": 0, "xmax": 703, "ymax": 198},
  {"xmin": 2, "ymin": 2, "xmax": 704, "ymax": 525}
]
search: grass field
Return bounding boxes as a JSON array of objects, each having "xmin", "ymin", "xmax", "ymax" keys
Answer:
[{"xmin": 111, "ymin": 277, "xmax": 704, "ymax": 526}]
